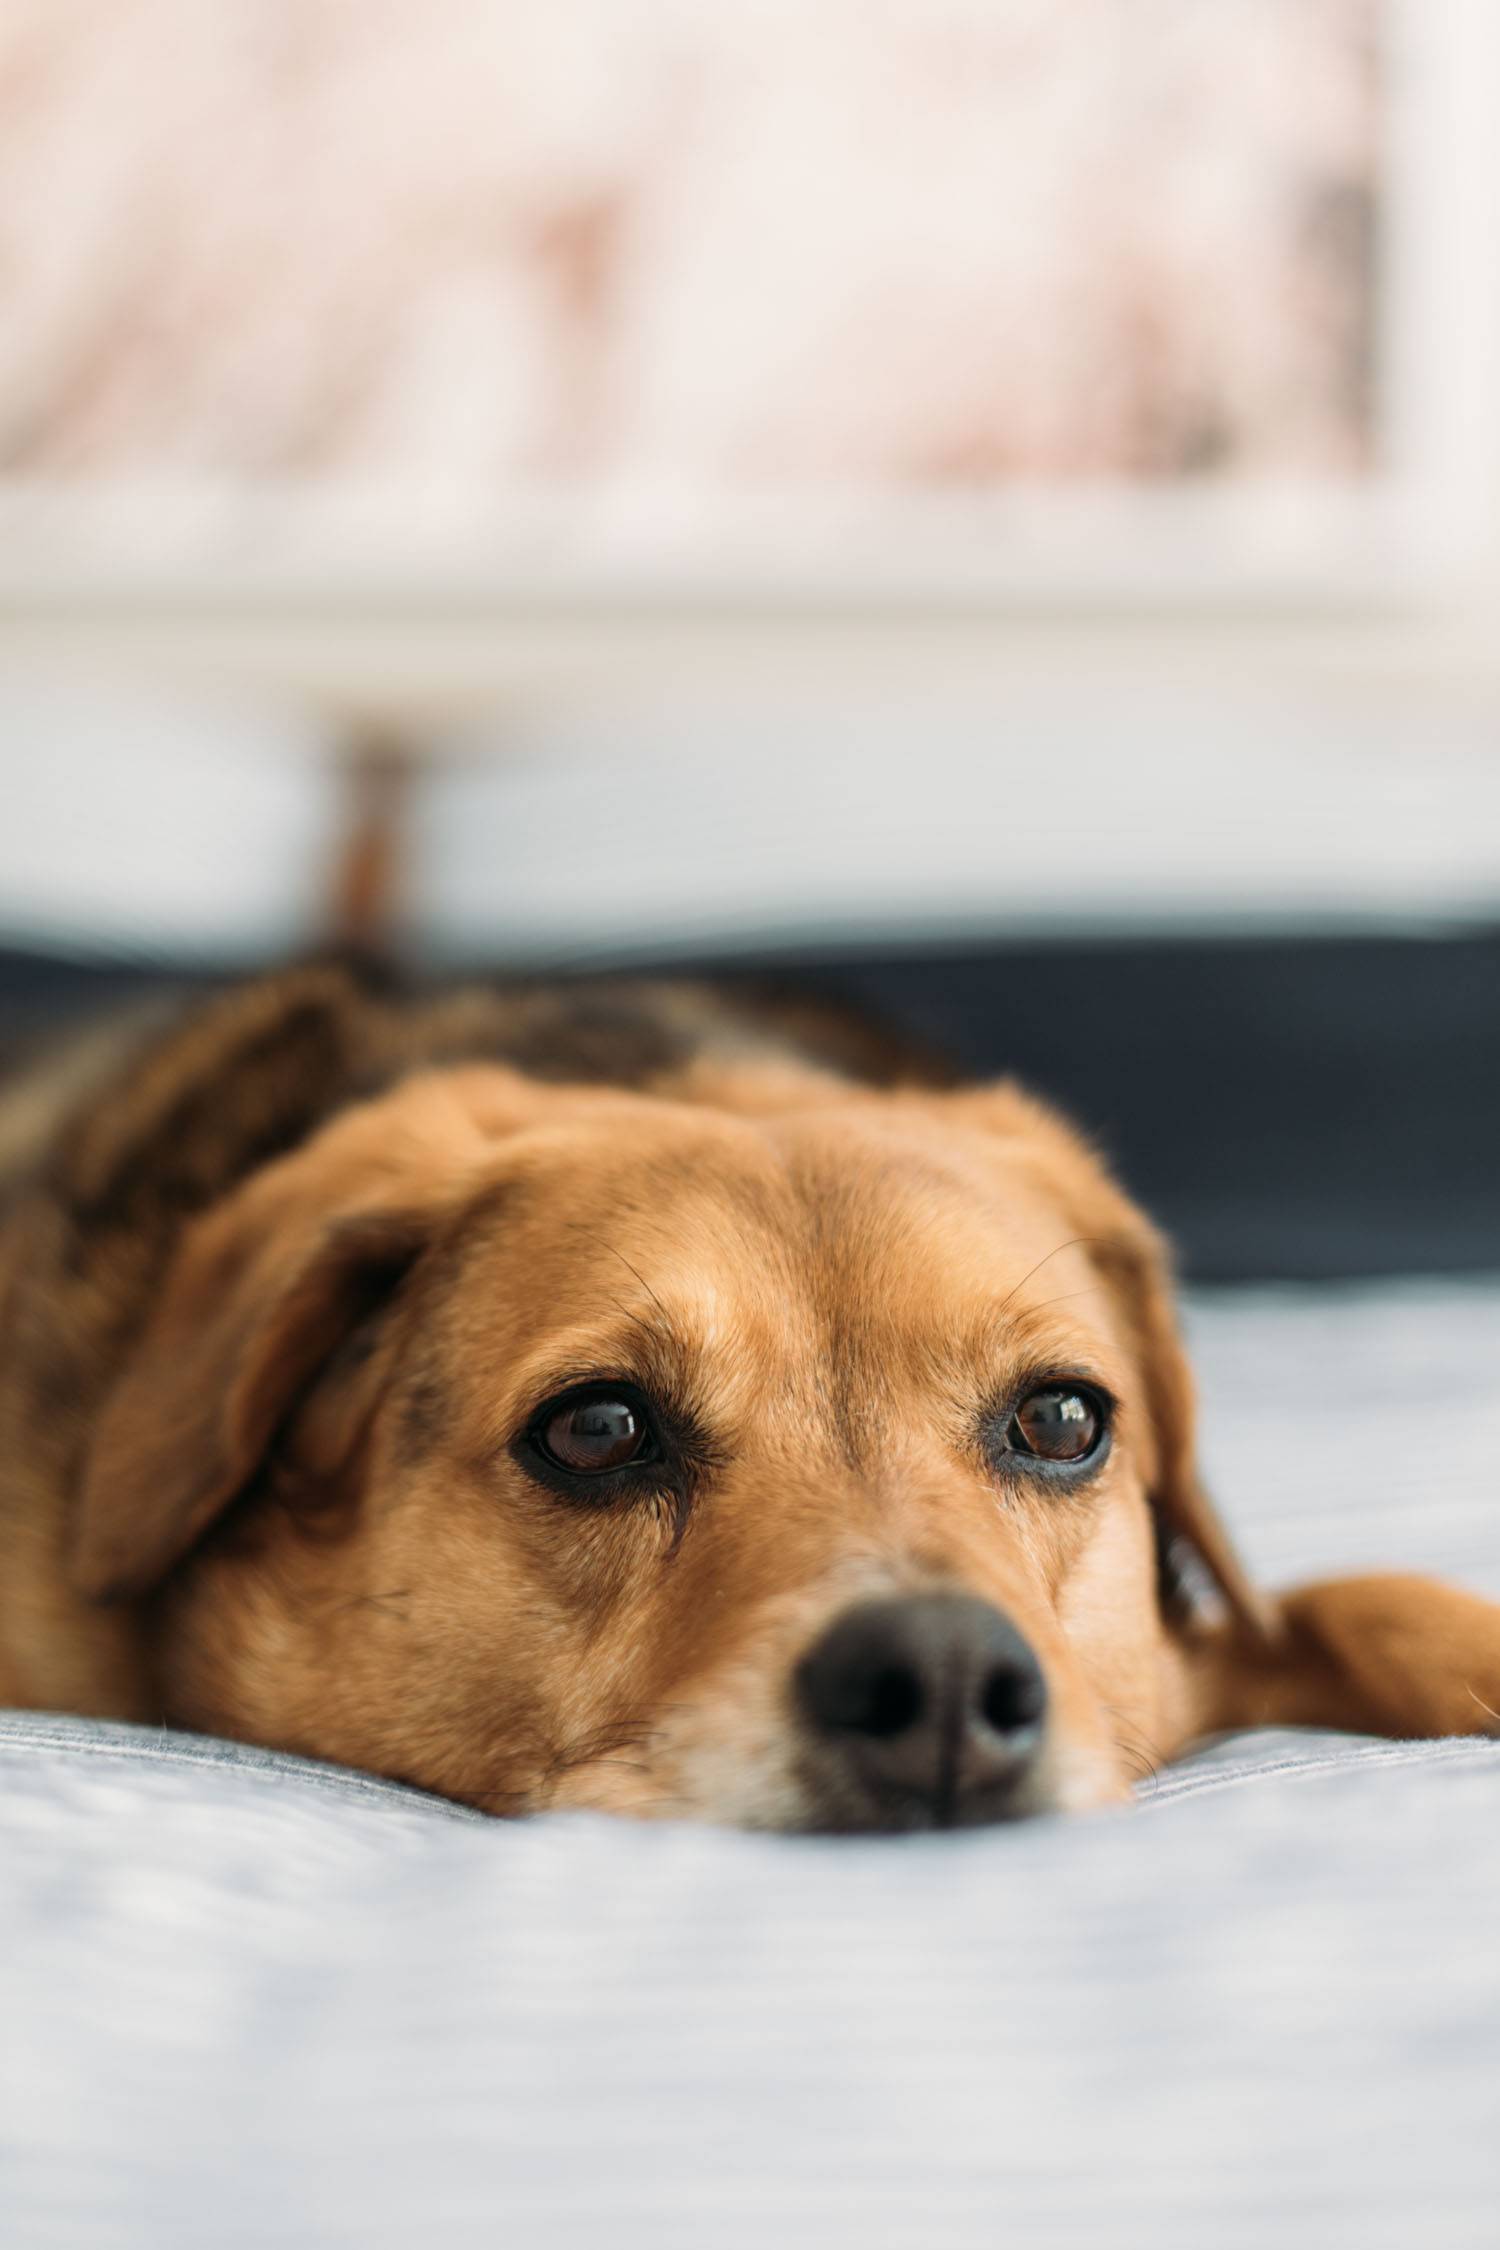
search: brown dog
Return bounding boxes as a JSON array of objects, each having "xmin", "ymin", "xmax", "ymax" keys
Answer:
[{"xmin": 2, "ymin": 965, "xmax": 1496, "ymax": 1829}]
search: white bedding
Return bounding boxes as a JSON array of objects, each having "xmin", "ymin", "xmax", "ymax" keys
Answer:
[{"xmin": 3, "ymin": 1282, "xmax": 1498, "ymax": 2250}]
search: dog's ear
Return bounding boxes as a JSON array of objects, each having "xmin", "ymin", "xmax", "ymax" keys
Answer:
[
  {"xmin": 1083, "ymin": 1216, "xmax": 1271, "ymax": 1640},
  {"xmin": 957, "ymin": 1083, "xmax": 1270, "ymax": 1640},
  {"xmin": 71, "ymin": 1072, "xmax": 522, "ymax": 1601},
  {"xmin": 1171, "ymin": 1573, "xmax": 1500, "ymax": 1749}
]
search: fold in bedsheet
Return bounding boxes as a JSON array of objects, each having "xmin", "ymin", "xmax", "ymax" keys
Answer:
[{"xmin": 2, "ymin": 1280, "xmax": 1498, "ymax": 2250}]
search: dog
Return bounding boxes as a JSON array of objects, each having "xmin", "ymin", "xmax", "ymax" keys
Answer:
[{"xmin": 2, "ymin": 963, "xmax": 1496, "ymax": 1831}]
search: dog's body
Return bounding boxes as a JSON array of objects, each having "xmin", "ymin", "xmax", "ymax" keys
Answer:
[{"xmin": 2, "ymin": 966, "xmax": 1496, "ymax": 1830}]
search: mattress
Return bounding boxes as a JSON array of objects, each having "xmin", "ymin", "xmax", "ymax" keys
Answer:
[{"xmin": 3, "ymin": 1281, "xmax": 1499, "ymax": 2250}]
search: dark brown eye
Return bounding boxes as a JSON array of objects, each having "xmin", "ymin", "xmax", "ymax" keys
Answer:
[
  {"xmin": 1008, "ymin": 1386, "xmax": 1105, "ymax": 1465},
  {"xmin": 536, "ymin": 1394, "xmax": 653, "ymax": 1476}
]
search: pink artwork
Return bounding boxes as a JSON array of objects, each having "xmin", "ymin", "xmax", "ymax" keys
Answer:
[{"xmin": 0, "ymin": 0, "xmax": 1381, "ymax": 498}]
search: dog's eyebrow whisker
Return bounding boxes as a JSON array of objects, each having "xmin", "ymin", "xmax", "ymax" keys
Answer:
[
  {"xmin": 972, "ymin": 1281, "xmax": 1111, "ymax": 1371},
  {"xmin": 1465, "ymin": 1684, "xmax": 1500, "ymax": 1728},
  {"xmin": 598, "ymin": 1291, "xmax": 659, "ymax": 1349},
  {"xmin": 1009, "ymin": 1284, "xmax": 1110, "ymax": 1319},
  {"xmin": 592, "ymin": 1237, "xmax": 675, "ymax": 1331},
  {"xmin": 997, "ymin": 1236, "xmax": 1106, "ymax": 1315}
]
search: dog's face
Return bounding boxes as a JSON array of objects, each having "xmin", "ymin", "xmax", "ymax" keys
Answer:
[{"xmin": 71, "ymin": 1064, "xmax": 1262, "ymax": 1830}]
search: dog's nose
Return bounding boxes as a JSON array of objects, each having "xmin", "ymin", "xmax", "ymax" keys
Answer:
[{"xmin": 794, "ymin": 1593, "xmax": 1048, "ymax": 1826}]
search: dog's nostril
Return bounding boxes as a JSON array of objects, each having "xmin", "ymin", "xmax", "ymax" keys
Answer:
[
  {"xmin": 858, "ymin": 1664, "xmax": 925, "ymax": 1739},
  {"xmin": 980, "ymin": 1660, "xmax": 1047, "ymax": 1737},
  {"xmin": 809, "ymin": 1654, "xmax": 924, "ymax": 1738}
]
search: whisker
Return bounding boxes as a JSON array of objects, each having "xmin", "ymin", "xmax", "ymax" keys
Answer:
[
  {"xmin": 464, "ymin": 1788, "xmax": 533, "ymax": 1816},
  {"xmin": 1101, "ymin": 1700, "xmax": 1165, "ymax": 1791},
  {"xmin": 594, "ymin": 1239, "xmax": 674, "ymax": 1330},
  {"xmin": 1115, "ymin": 1741, "xmax": 1161, "ymax": 1786},
  {"xmin": 998, "ymin": 1237, "xmax": 1108, "ymax": 1314},
  {"xmin": 1009, "ymin": 1284, "xmax": 1110, "ymax": 1319}
]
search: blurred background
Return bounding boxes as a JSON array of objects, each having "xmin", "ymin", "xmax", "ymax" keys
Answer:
[{"xmin": 2, "ymin": 0, "xmax": 1497, "ymax": 1279}]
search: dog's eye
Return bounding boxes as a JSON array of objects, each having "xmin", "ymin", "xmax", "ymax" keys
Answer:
[
  {"xmin": 535, "ymin": 1392, "xmax": 654, "ymax": 1476},
  {"xmin": 1004, "ymin": 1386, "xmax": 1106, "ymax": 1466}
]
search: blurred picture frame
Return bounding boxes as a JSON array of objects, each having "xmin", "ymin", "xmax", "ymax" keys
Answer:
[{"xmin": 0, "ymin": 0, "xmax": 1495, "ymax": 613}]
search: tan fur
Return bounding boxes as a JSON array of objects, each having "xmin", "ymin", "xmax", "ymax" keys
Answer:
[{"xmin": 2, "ymin": 969, "xmax": 1496, "ymax": 1827}]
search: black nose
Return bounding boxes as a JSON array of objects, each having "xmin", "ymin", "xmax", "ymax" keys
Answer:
[{"xmin": 793, "ymin": 1594, "xmax": 1048, "ymax": 1828}]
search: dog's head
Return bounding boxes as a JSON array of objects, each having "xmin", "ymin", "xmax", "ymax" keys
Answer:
[{"xmin": 71, "ymin": 1060, "xmax": 1269, "ymax": 1829}]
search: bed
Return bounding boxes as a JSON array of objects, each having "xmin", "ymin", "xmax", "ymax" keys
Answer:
[{"xmin": 4, "ymin": 1282, "xmax": 1497, "ymax": 2249}]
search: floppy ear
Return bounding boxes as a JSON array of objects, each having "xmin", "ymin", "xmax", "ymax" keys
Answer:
[
  {"xmin": 1172, "ymin": 1573, "xmax": 1500, "ymax": 1747},
  {"xmin": 71, "ymin": 1074, "xmax": 510, "ymax": 1601},
  {"xmin": 966, "ymin": 1083, "xmax": 1271, "ymax": 1640},
  {"xmin": 1084, "ymin": 1218, "xmax": 1272, "ymax": 1640},
  {"xmin": 970, "ymin": 1089, "xmax": 1500, "ymax": 1747}
]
